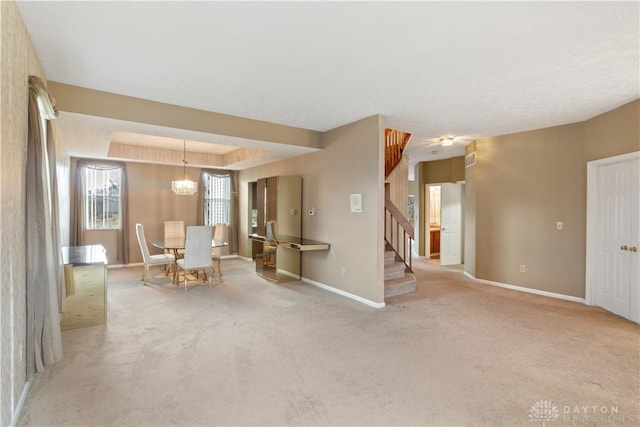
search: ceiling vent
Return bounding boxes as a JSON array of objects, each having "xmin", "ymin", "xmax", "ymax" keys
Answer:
[{"xmin": 465, "ymin": 152, "xmax": 476, "ymax": 168}]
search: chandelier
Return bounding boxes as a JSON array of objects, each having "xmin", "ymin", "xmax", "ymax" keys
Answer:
[{"xmin": 171, "ymin": 140, "xmax": 198, "ymax": 195}]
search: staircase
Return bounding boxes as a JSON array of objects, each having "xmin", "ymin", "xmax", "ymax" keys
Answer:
[
  {"xmin": 384, "ymin": 250, "xmax": 416, "ymax": 298},
  {"xmin": 383, "ymin": 127, "xmax": 416, "ymax": 299}
]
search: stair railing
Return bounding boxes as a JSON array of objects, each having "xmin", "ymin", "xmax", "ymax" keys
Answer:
[
  {"xmin": 385, "ymin": 128, "xmax": 411, "ymax": 178},
  {"xmin": 385, "ymin": 199, "xmax": 414, "ymax": 272}
]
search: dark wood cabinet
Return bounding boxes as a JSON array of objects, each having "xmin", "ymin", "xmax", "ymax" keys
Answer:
[{"xmin": 430, "ymin": 229, "xmax": 440, "ymax": 255}]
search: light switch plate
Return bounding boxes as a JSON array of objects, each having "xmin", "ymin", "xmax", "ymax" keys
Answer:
[
  {"xmin": 350, "ymin": 193, "xmax": 362, "ymax": 213},
  {"xmin": 556, "ymin": 221, "xmax": 563, "ymax": 230}
]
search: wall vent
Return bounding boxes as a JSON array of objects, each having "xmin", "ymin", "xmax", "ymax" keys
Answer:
[{"xmin": 465, "ymin": 152, "xmax": 476, "ymax": 168}]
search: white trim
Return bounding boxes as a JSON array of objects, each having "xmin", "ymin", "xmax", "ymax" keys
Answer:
[
  {"xmin": 464, "ymin": 272, "xmax": 586, "ymax": 304},
  {"xmin": 237, "ymin": 256, "xmax": 253, "ymax": 262},
  {"xmin": 302, "ymin": 277, "xmax": 385, "ymax": 308},
  {"xmin": 107, "ymin": 263, "xmax": 131, "ymax": 269},
  {"xmin": 277, "ymin": 269, "xmax": 301, "ymax": 280},
  {"xmin": 586, "ymin": 151, "xmax": 640, "ymax": 306},
  {"xmin": 119, "ymin": 255, "xmax": 240, "ymax": 269},
  {"xmin": 10, "ymin": 381, "xmax": 31, "ymax": 427}
]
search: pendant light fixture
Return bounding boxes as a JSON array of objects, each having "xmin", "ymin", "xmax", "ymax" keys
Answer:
[{"xmin": 171, "ymin": 140, "xmax": 198, "ymax": 195}]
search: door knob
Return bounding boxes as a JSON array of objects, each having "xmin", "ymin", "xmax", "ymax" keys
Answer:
[
  {"xmin": 621, "ymin": 245, "xmax": 629, "ymax": 251},
  {"xmin": 631, "ymin": 246, "xmax": 638, "ymax": 252}
]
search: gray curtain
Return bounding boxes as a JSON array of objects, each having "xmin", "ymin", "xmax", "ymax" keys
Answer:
[
  {"xmin": 26, "ymin": 76, "xmax": 63, "ymax": 377},
  {"xmin": 71, "ymin": 160, "xmax": 130, "ymax": 264},
  {"xmin": 47, "ymin": 122, "xmax": 66, "ymax": 313},
  {"xmin": 197, "ymin": 169, "xmax": 238, "ymax": 253}
]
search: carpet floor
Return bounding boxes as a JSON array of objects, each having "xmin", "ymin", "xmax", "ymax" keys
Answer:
[{"xmin": 17, "ymin": 258, "xmax": 639, "ymax": 426}]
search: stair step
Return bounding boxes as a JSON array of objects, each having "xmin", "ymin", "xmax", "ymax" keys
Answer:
[
  {"xmin": 384, "ymin": 262, "xmax": 406, "ymax": 280},
  {"xmin": 384, "ymin": 251, "xmax": 396, "ymax": 264},
  {"xmin": 384, "ymin": 272, "xmax": 417, "ymax": 298}
]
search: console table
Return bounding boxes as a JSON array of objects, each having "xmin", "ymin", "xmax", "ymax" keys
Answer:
[{"xmin": 61, "ymin": 245, "xmax": 108, "ymax": 330}]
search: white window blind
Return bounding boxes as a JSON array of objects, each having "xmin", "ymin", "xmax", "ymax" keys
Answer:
[
  {"xmin": 84, "ymin": 167, "xmax": 122, "ymax": 230},
  {"xmin": 204, "ymin": 174, "xmax": 231, "ymax": 226}
]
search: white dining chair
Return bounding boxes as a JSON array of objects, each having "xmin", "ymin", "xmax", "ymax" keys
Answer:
[
  {"xmin": 135, "ymin": 223, "xmax": 176, "ymax": 286},
  {"xmin": 176, "ymin": 226, "xmax": 214, "ymax": 292},
  {"xmin": 212, "ymin": 223, "xmax": 228, "ymax": 276}
]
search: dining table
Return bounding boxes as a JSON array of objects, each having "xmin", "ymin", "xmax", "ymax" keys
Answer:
[{"xmin": 150, "ymin": 237, "xmax": 228, "ymax": 284}]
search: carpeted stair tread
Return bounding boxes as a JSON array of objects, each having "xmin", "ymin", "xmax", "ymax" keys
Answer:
[
  {"xmin": 384, "ymin": 251, "xmax": 396, "ymax": 264},
  {"xmin": 384, "ymin": 262, "xmax": 406, "ymax": 280},
  {"xmin": 384, "ymin": 272, "xmax": 417, "ymax": 297}
]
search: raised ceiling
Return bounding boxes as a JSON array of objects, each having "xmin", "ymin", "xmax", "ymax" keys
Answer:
[{"xmin": 16, "ymin": 1, "xmax": 639, "ymax": 170}]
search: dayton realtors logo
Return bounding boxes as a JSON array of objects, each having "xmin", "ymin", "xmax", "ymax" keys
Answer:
[
  {"xmin": 529, "ymin": 400, "xmax": 559, "ymax": 426},
  {"xmin": 529, "ymin": 401, "xmax": 638, "ymax": 425}
]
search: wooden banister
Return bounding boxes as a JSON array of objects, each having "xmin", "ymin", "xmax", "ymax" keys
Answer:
[{"xmin": 385, "ymin": 199, "xmax": 413, "ymax": 273}]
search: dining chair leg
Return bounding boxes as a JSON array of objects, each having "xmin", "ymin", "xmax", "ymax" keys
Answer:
[{"xmin": 143, "ymin": 265, "xmax": 149, "ymax": 286}]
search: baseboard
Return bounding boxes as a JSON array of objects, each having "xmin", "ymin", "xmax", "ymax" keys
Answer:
[
  {"xmin": 301, "ymin": 277, "xmax": 385, "ymax": 308},
  {"xmin": 108, "ymin": 263, "xmax": 134, "ymax": 269},
  {"xmin": 116, "ymin": 255, "xmax": 239, "ymax": 269},
  {"xmin": 464, "ymin": 272, "xmax": 586, "ymax": 304},
  {"xmin": 10, "ymin": 380, "xmax": 31, "ymax": 427},
  {"xmin": 277, "ymin": 269, "xmax": 301, "ymax": 280}
]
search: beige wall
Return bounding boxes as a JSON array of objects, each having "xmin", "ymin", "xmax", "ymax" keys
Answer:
[
  {"xmin": 0, "ymin": 2, "xmax": 47, "ymax": 424},
  {"xmin": 420, "ymin": 156, "xmax": 465, "ymax": 185},
  {"xmin": 408, "ymin": 173, "xmax": 419, "ymax": 253},
  {"xmin": 70, "ymin": 159, "xmax": 202, "ymax": 264},
  {"xmin": 239, "ymin": 115, "xmax": 384, "ymax": 304},
  {"xmin": 464, "ymin": 144, "xmax": 477, "ymax": 277},
  {"xmin": 465, "ymin": 99, "xmax": 639, "ymax": 298},
  {"xmin": 471, "ymin": 124, "xmax": 587, "ymax": 297},
  {"xmin": 385, "ymin": 155, "xmax": 409, "ymax": 216},
  {"xmin": 584, "ymin": 99, "xmax": 640, "ymax": 162},
  {"xmin": 49, "ymin": 82, "xmax": 323, "ymax": 150},
  {"xmin": 416, "ymin": 156, "xmax": 465, "ymax": 255},
  {"xmin": 127, "ymin": 162, "xmax": 202, "ymax": 263}
]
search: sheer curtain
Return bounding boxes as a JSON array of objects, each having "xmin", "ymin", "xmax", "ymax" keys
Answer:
[
  {"xmin": 71, "ymin": 160, "xmax": 129, "ymax": 264},
  {"xmin": 197, "ymin": 169, "xmax": 238, "ymax": 253},
  {"xmin": 25, "ymin": 76, "xmax": 63, "ymax": 376}
]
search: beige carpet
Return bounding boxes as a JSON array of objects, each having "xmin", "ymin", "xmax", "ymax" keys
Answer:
[{"xmin": 17, "ymin": 258, "xmax": 640, "ymax": 426}]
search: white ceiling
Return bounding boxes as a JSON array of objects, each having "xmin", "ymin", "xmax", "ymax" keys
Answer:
[{"xmin": 17, "ymin": 1, "xmax": 639, "ymax": 172}]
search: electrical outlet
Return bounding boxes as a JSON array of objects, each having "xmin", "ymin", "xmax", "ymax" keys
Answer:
[
  {"xmin": 519, "ymin": 264, "xmax": 526, "ymax": 273},
  {"xmin": 340, "ymin": 267, "xmax": 346, "ymax": 276},
  {"xmin": 556, "ymin": 221, "xmax": 563, "ymax": 230}
]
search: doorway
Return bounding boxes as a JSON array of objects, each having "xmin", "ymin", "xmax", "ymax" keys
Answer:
[
  {"xmin": 586, "ymin": 151, "xmax": 639, "ymax": 323},
  {"xmin": 425, "ymin": 182, "xmax": 464, "ymax": 267}
]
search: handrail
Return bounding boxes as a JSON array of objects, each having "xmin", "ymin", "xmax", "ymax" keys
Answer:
[
  {"xmin": 384, "ymin": 199, "xmax": 413, "ymax": 272},
  {"xmin": 385, "ymin": 199, "xmax": 414, "ymax": 239}
]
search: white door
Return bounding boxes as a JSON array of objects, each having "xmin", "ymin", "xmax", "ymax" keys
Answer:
[
  {"xmin": 440, "ymin": 183, "xmax": 462, "ymax": 266},
  {"xmin": 593, "ymin": 156, "xmax": 639, "ymax": 322}
]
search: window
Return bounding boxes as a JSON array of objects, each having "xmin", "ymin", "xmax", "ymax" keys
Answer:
[
  {"xmin": 203, "ymin": 173, "xmax": 231, "ymax": 226},
  {"xmin": 84, "ymin": 167, "xmax": 122, "ymax": 230}
]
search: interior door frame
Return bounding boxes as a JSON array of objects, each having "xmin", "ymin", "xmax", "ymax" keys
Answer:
[
  {"xmin": 585, "ymin": 150, "xmax": 640, "ymax": 305},
  {"xmin": 440, "ymin": 182, "xmax": 463, "ymax": 266}
]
